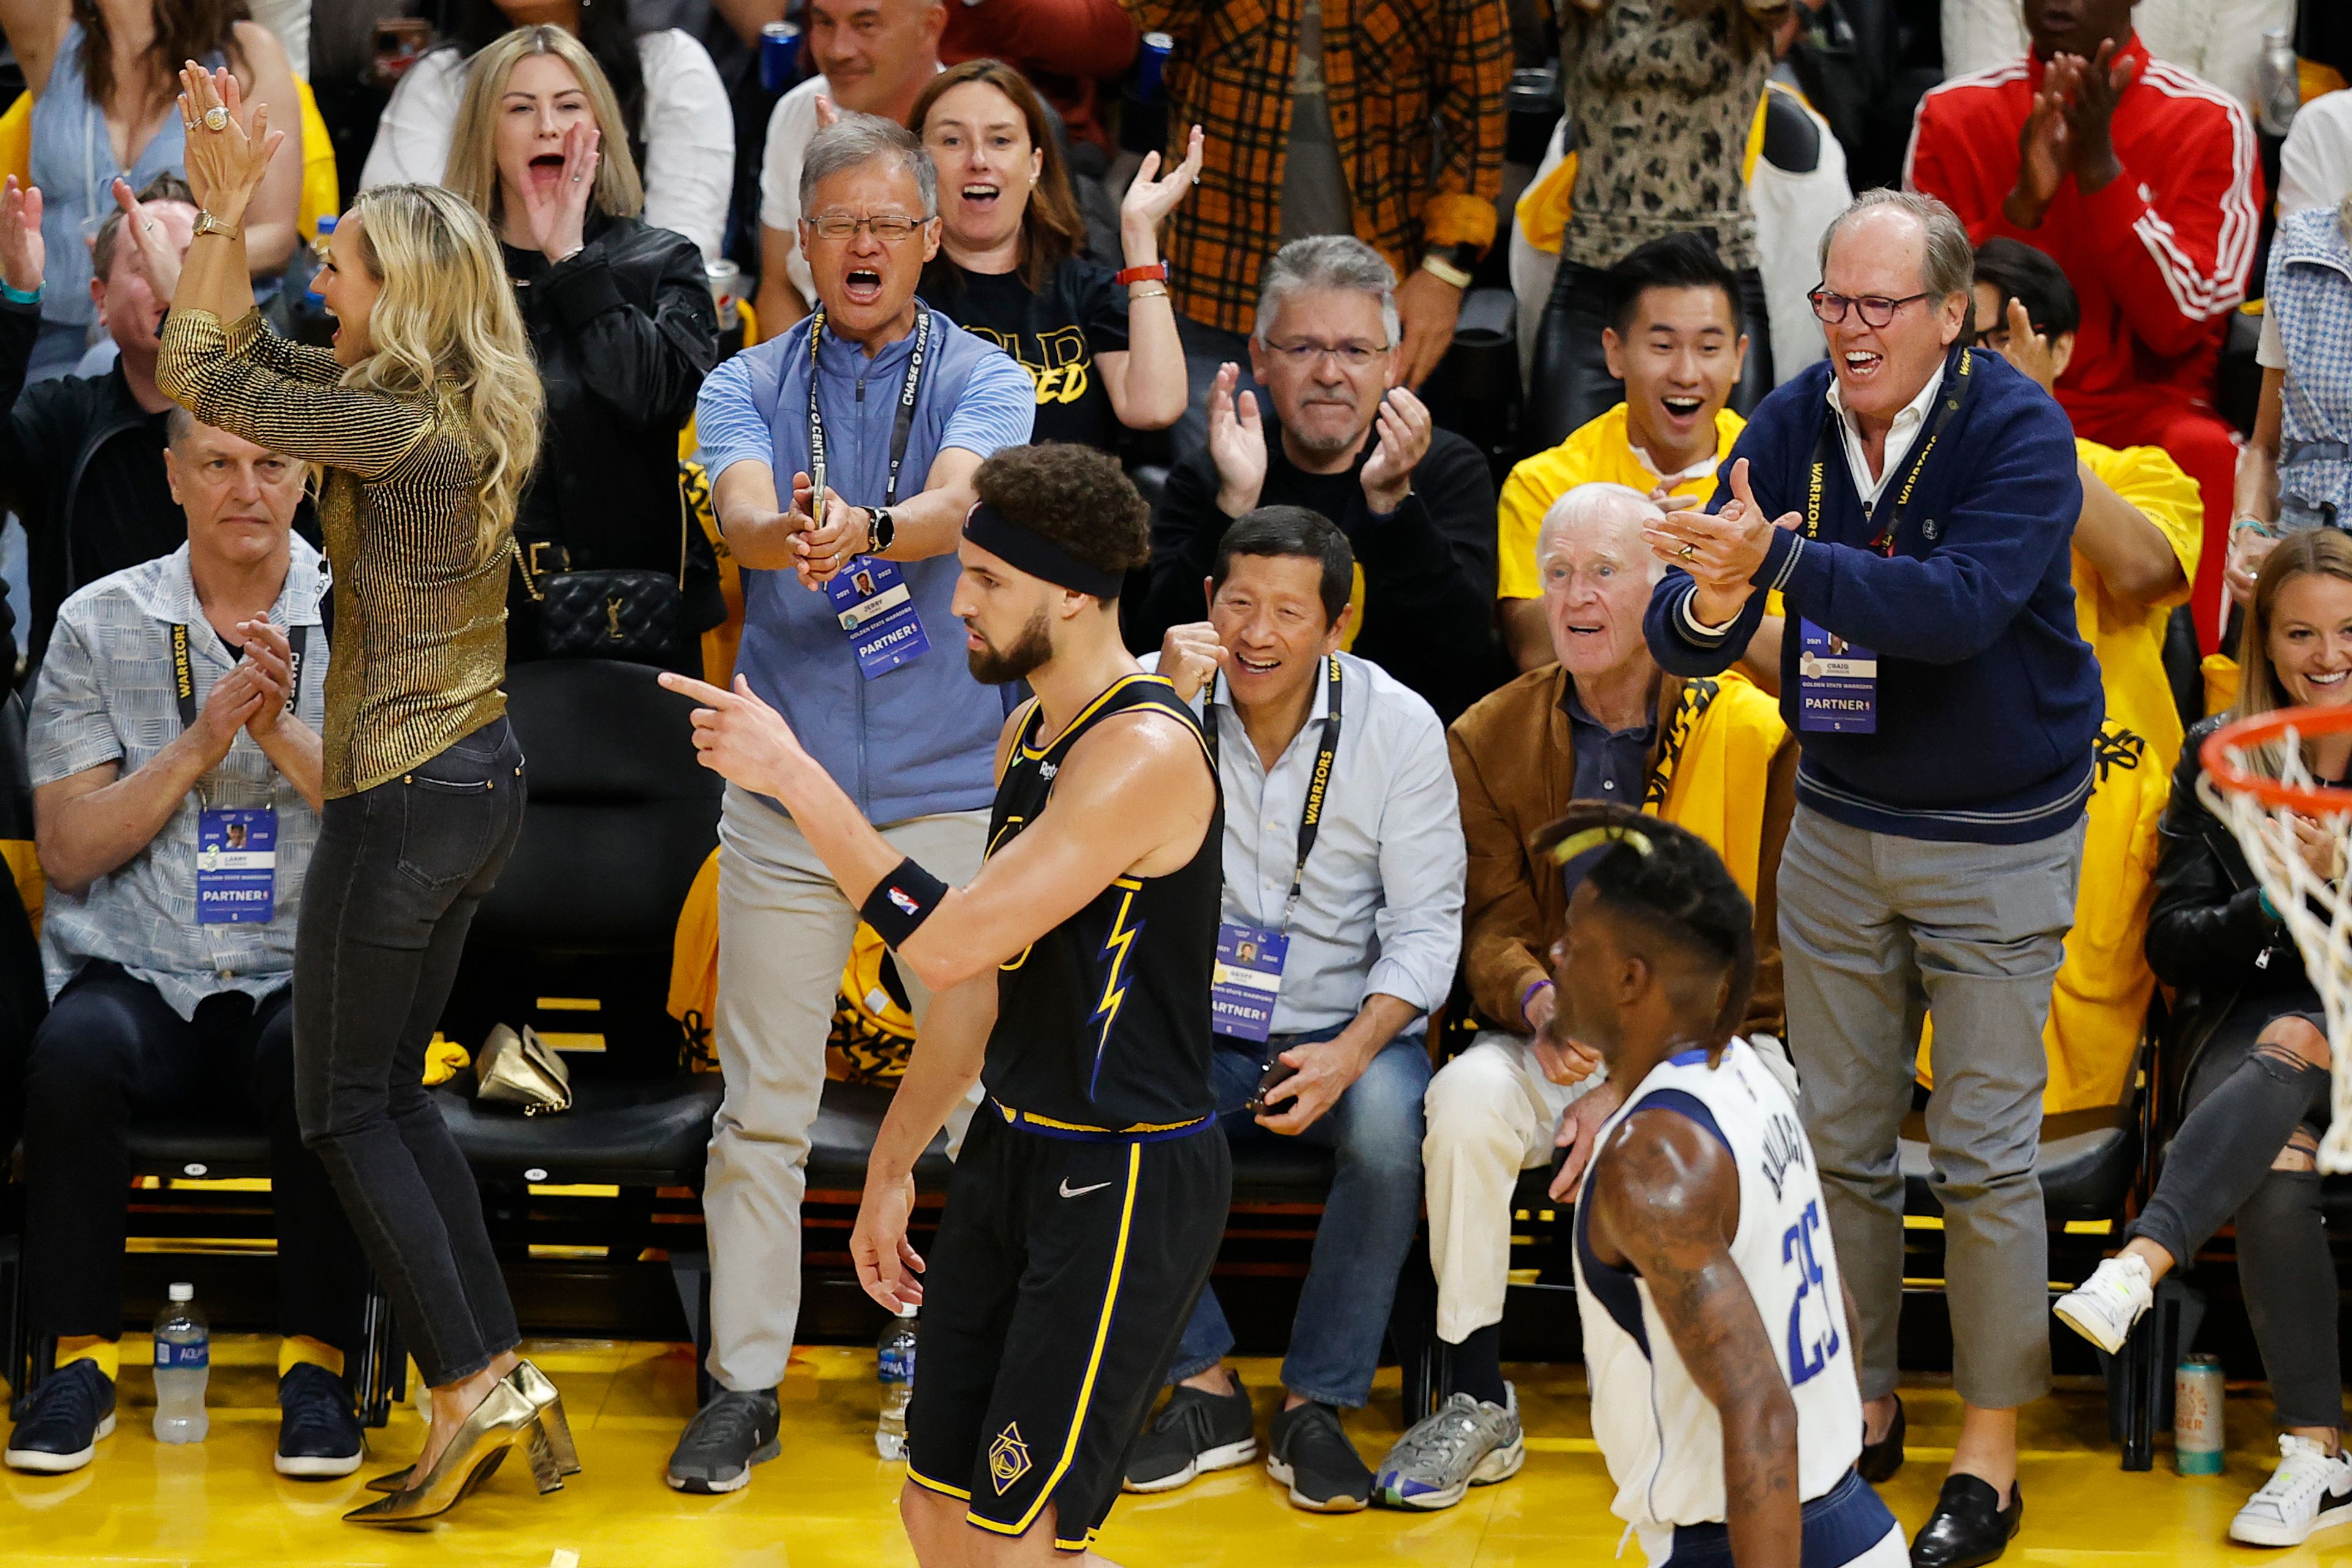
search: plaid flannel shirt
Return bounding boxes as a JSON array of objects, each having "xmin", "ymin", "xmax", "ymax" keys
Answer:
[{"xmin": 1126, "ymin": 0, "xmax": 1510, "ymax": 334}]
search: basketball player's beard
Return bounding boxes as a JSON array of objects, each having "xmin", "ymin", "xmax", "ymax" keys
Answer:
[{"xmin": 968, "ymin": 607, "xmax": 1054, "ymax": 684}]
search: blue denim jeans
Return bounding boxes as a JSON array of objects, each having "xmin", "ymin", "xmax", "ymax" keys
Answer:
[{"xmin": 1167, "ymin": 1023, "xmax": 1430, "ymax": 1408}]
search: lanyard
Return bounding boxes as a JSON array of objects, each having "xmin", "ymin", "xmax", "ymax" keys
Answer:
[
  {"xmin": 1804, "ymin": 347, "xmax": 1973, "ymax": 557},
  {"xmin": 807, "ymin": 306, "xmax": 930, "ymax": 514},
  {"xmin": 1206, "ymin": 656, "xmax": 1343, "ymax": 931},
  {"xmin": 173, "ymin": 621, "xmax": 309, "ymax": 730}
]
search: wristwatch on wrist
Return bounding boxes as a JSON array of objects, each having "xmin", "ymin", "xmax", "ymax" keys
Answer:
[
  {"xmin": 194, "ymin": 210, "xmax": 243, "ymax": 242},
  {"xmin": 868, "ymin": 507, "xmax": 896, "ymax": 554},
  {"xmin": 1420, "ymin": 244, "xmax": 1476, "ymax": 290}
]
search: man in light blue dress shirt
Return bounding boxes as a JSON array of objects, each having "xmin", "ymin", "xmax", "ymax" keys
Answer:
[{"xmin": 1123, "ymin": 505, "xmax": 1464, "ymax": 1512}]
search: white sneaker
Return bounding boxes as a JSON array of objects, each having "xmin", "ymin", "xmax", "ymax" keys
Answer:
[
  {"xmin": 2230, "ymin": 1435, "xmax": 2352, "ymax": 1547},
  {"xmin": 2052, "ymin": 1253, "xmax": 2154, "ymax": 1354}
]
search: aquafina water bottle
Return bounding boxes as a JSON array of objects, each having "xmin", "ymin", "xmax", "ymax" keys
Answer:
[
  {"xmin": 151, "ymin": 1283, "xmax": 210, "ymax": 1443},
  {"xmin": 875, "ymin": 1302, "xmax": 918, "ymax": 1459}
]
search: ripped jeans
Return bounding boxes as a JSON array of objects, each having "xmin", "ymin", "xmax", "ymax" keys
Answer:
[{"xmin": 2131, "ymin": 987, "xmax": 2341, "ymax": 1429}]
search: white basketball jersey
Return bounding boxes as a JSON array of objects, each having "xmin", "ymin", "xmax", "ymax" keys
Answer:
[{"xmin": 1573, "ymin": 1037, "xmax": 1864, "ymax": 1559}]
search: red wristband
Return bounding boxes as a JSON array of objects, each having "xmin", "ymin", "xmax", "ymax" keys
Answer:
[{"xmin": 1115, "ymin": 262, "xmax": 1169, "ymax": 287}]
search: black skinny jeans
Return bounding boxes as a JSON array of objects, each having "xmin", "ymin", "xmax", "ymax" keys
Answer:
[
  {"xmin": 23, "ymin": 962, "xmax": 366, "ymax": 1350},
  {"xmin": 1525, "ymin": 258, "xmax": 1776, "ymax": 454},
  {"xmin": 294, "ymin": 717, "xmax": 526, "ymax": 1387},
  {"xmin": 2132, "ymin": 987, "xmax": 2343, "ymax": 1430}
]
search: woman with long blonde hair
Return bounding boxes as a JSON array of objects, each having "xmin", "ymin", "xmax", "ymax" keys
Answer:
[
  {"xmin": 2056, "ymin": 529, "xmax": 2352, "ymax": 1547},
  {"xmin": 156, "ymin": 62, "xmax": 571, "ymax": 1528},
  {"xmin": 444, "ymin": 23, "xmax": 721, "ymax": 673}
]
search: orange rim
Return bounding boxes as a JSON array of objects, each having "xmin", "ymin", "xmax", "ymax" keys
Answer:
[{"xmin": 2202, "ymin": 706, "xmax": 2352, "ymax": 816}]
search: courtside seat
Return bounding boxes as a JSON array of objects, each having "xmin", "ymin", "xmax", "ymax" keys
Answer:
[
  {"xmin": 1227, "ymin": 1140, "xmax": 1336, "ymax": 1205},
  {"xmin": 434, "ymin": 1077, "xmax": 726, "ymax": 1186},
  {"xmin": 1898, "ymin": 1103, "xmax": 2141, "ymax": 1223},
  {"xmin": 804, "ymin": 1079, "xmax": 953, "ymax": 1194}
]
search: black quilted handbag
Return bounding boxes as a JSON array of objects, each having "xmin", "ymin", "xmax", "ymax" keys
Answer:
[{"xmin": 518, "ymin": 489, "xmax": 690, "ymax": 665}]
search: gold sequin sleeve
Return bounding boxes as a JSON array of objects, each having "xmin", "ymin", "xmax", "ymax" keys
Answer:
[{"xmin": 157, "ymin": 307, "xmax": 435, "ymax": 480}]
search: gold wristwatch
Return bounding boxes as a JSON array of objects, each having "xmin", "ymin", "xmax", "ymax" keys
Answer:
[{"xmin": 194, "ymin": 211, "xmax": 243, "ymax": 242}]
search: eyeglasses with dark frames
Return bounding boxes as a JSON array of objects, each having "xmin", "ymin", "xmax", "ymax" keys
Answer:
[
  {"xmin": 804, "ymin": 213, "xmax": 932, "ymax": 243},
  {"xmin": 1807, "ymin": 289, "xmax": 1933, "ymax": 328}
]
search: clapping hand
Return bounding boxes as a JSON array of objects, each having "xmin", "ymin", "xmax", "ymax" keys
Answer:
[
  {"xmin": 0, "ymin": 176, "xmax": 42, "ymax": 296},
  {"xmin": 1643, "ymin": 458, "xmax": 1796, "ymax": 625},
  {"xmin": 2264, "ymin": 812, "xmax": 2345, "ymax": 886},
  {"xmin": 2057, "ymin": 38, "xmax": 2133, "ymax": 192},
  {"xmin": 175, "ymin": 63, "xmax": 284, "ymax": 224},
  {"xmin": 1206, "ymin": 361, "xmax": 1267, "ymax": 516},
  {"xmin": 2005, "ymin": 66, "xmax": 2071, "ymax": 228},
  {"xmin": 235, "ymin": 620, "xmax": 299, "ymax": 739},
  {"xmin": 1360, "ymin": 385, "xmax": 1432, "ymax": 514},
  {"xmin": 111, "ymin": 176, "xmax": 184, "ymax": 307},
  {"xmin": 1120, "ymin": 124, "xmax": 1205, "ymax": 238},
  {"xmin": 517, "ymin": 121, "xmax": 600, "ymax": 263}
]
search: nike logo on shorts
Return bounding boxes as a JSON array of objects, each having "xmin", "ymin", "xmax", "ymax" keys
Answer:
[{"xmin": 1058, "ymin": 1178, "xmax": 1112, "ymax": 1199}]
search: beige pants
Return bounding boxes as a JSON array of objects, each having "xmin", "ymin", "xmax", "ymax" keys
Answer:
[
  {"xmin": 1422, "ymin": 1029, "xmax": 1598, "ymax": 1345},
  {"xmin": 703, "ymin": 785, "xmax": 987, "ymax": 1392}
]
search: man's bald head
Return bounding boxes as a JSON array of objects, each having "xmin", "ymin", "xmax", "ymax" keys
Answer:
[{"xmin": 1539, "ymin": 483, "xmax": 1666, "ymax": 681}]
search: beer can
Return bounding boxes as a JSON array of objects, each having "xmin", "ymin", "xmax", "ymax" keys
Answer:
[
  {"xmin": 1136, "ymin": 32, "xmax": 1174, "ymax": 102},
  {"xmin": 761, "ymin": 21, "xmax": 804, "ymax": 94},
  {"xmin": 2175, "ymin": 1354, "xmax": 2226, "ymax": 1474},
  {"xmin": 706, "ymin": 259, "xmax": 742, "ymax": 333}
]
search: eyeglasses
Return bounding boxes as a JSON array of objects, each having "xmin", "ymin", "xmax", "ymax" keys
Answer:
[
  {"xmin": 804, "ymin": 213, "xmax": 932, "ymax": 243},
  {"xmin": 1972, "ymin": 319, "xmax": 2047, "ymax": 350},
  {"xmin": 1807, "ymin": 289, "xmax": 1932, "ymax": 328},
  {"xmin": 1262, "ymin": 337, "xmax": 1393, "ymax": 369}
]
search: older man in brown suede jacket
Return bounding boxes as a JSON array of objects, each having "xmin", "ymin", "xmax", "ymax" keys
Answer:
[{"xmin": 1374, "ymin": 483, "xmax": 1796, "ymax": 1494}]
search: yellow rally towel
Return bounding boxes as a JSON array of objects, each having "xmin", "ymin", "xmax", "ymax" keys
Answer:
[
  {"xmin": 1648, "ymin": 670, "xmax": 1785, "ymax": 903},
  {"xmin": 1920, "ymin": 720, "xmax": 2169, "ymax": 1113}
]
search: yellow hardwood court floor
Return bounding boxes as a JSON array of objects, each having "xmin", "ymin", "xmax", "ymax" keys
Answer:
[{"xmin": 2, "ymin": 1336, "xmax": 2346, "ymax": 1566}]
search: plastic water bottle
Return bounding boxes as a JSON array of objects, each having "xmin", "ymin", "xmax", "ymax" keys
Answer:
[
  {"xmin": 875, "ymin": 1303, "xmax": 918, "ymax": 1459},
  {"xmin": 151, "ymin": 1283, "xmax": 210, "ymax": 1444}
]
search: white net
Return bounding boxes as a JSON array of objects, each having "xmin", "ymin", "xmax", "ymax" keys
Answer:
[{"xmin": 2199, "ymin": 720, "xmax": 2352, "ymax": 1174}]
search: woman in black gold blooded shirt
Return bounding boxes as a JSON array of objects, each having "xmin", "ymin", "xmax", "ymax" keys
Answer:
[
  {"xmin": 912, "ymin": 58, "xmax": 1202, "ymax": 454},
  {"xmin": 156, "ymin": 64, "xmax": 574, "ymax": 1528}
]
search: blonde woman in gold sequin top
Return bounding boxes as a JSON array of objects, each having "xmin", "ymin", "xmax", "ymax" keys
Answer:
[{"xmin": 157, "ymin": 62, "xmax": 576, "ymax": 1528}]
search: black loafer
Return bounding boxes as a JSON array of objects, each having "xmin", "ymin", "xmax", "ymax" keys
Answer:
[
  {"xmin": 1858, "ymin": 1395, "xmax": 1905, "ymax": 1483},
  {"xmin": 1910, "ymin": 1474, "xmax": 2022, "ymax": 1568}
]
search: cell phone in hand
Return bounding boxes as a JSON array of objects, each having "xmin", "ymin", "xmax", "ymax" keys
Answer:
[{"xmin": 1245, "ymin": 1057, "xmax": 1299, "ymax": 1115}]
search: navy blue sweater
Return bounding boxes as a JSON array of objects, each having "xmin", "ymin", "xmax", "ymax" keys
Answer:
[{"xmin": 1643, "ymin": 344, "xmax": 2102, "ymax": 844}]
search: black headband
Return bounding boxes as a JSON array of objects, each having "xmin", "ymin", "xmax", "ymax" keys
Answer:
[{"xmin": 962, "ymin": 502, "xmax": 1125, "ymax": 599}]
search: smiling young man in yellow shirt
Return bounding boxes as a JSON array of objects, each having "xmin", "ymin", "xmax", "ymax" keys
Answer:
[{"xmin": 1497, "ymin": 234, "xmax": 1750, "ymax": 673}]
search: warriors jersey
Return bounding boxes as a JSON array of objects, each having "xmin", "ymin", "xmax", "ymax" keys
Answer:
[
  {"xmin": 979, "ymin": 672, "xmax": 1222, "ymax": 1136},
  {"xmin": 1574, "ymin": 1038, "xmax": 1877, "ymax": 1564}
]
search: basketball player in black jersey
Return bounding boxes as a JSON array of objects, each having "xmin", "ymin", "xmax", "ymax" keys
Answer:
[{"xmin": 660, "ymin": 443, "xmax": 1227, "ymax": 1565}]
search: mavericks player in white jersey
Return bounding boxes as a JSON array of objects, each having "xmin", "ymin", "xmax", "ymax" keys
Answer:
[{"xmin": 1539, "ymin": 804, "xmax": 1902, "ymax": 1568}]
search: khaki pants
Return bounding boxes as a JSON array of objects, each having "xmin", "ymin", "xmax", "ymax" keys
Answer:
[
  {"xmin": 703, "ymin": 785, "xmax": 987, "ymax": 1392},
  {"xmin": 1421, "ymin": 1030, "xmax": 1597, "ymax": 1345}
]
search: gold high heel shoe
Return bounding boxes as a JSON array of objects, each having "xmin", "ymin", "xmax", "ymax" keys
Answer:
[
  {"xmin": 344, "ymin": 1381, "xmax": 560, "ymax": 1526},
  {"xmin": 505, "ymin": 1360, "xmax": 580, "ymax": 1478},
  {"xmin": 366, "ymin": 1359, "xmax": 581, "ymax": 1493}
]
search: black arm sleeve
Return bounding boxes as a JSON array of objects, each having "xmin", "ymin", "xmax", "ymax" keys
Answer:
[
  {"xmin": 1137, "ymin": 450, "xmax": 1227, "ymax": 650},
  {"xmin": 544, "ymin": 233, "xmax": 720, "ymax": 434}
]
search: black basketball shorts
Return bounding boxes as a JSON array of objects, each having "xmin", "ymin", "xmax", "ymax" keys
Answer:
[{"xmin": 905, "ymin": 1106, "xmax": 1230, "ymax": 1551}]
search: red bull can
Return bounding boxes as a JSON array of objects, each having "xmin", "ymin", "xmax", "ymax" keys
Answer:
[
  {"xmin": 1137, "ymin": 32, "xmax": 1173, "ymax": 101},
  {"xmin": 2175, "ymin": 1354, "xmax": 2225, "ymax": 1474},
  {"xmin": 761, "ymin": 21, "xmax": 804, "ymax": 94}
]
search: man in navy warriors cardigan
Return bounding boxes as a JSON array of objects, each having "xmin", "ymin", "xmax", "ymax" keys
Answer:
[{"xmin": 1642, "ymin": 190, "xmax": 2097, "ymax": 1568}]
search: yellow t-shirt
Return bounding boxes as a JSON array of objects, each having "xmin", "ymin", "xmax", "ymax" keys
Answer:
[
  {"xmin": 2073, "ymin": 437, "xmax": 2203, "ymax": 769},
  {"xmin": 1496, "ymin": 403, "xmax": 1747, "ymax": 600}
]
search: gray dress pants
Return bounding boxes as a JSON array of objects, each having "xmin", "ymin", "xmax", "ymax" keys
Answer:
[{"xmin": 1776, "ymin": 804, "xmax": 2084, "ymax": 1411}]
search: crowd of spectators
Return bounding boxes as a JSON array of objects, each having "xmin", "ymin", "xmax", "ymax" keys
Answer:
[{"xmin": 6, "ymin": 0, "xmax": 2352, "ymax": 1558}]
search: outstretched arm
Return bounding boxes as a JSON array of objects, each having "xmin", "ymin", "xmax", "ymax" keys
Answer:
[
  {"xmin": 1590, "ymin": 1112, "xmax": 1799, "ymax": 1568},
  {"xmin": 657, "ymin": 672, "xmax": 1215, "ymax": 993}
]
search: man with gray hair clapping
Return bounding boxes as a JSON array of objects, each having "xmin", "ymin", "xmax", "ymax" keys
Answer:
[
  {"xmin": 1642, "ymin": 189, "xmax": 2101, "ymax": 1568},
  {"xmin": 679, "ymin": 111, "xmax": 1034, "ymax": 1497},
  {"xmin": 1136, "ymin": 236, "xmax": 1503, "ymax": 724}
]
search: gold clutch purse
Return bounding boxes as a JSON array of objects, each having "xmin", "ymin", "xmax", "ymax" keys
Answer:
[{"xmin": 475, "ymin": 1024, "xmax": 573, "ymax": 1117}]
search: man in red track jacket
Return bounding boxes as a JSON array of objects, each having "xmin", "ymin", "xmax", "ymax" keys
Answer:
[{"xmin": 1905, "ymin": 0, "xmax": 2260, "ymax": 651}]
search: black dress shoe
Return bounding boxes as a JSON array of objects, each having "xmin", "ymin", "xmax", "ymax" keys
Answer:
[
  {"xmin": 1858, "ymin": 1396, "xmax": 1904, "ymax": 1483},
  {"xmin": 1910, "ymin": 1474, "xmax": 2023, "ymax": 1568}
]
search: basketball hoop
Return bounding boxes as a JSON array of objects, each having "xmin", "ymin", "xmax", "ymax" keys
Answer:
[{"xmin": 2199, "ymin": 704, "xmax": 2352, "ymax": 1174}]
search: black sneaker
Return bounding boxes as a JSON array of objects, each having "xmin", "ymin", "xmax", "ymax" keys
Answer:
[
  {"xmin": 275, "ymin": 1362, "xmax": 364, "ymax": 1479},
  {"xmin": 1267, "ymin": 1400, "xmax": 1372, "ymax": 1512},
  {"xmin": 665, "ymin": 1388, "xmax": 782, "ymax": 1494},
  {"xmin": 1122, "ymin": 1379, "xmax": 1257, "ymax": 1493},
  {"xmin": 4, "ymin": 1360, "xmax": 116, "ymax": 1474}
]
